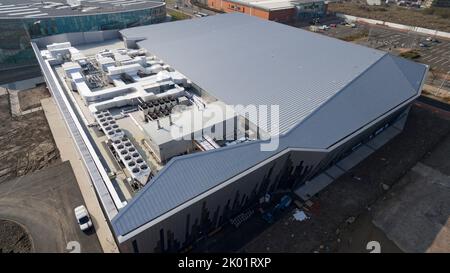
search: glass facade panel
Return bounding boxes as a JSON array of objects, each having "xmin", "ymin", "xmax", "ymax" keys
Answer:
[
  {"xmin": 295, "ymin": 1, "xmax": 326, "ymax": 20},
  {"xmin": 0, "ymin": 6, "xmax": 166, "ymax": 70}
]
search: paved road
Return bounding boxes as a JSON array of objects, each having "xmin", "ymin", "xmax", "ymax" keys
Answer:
[{"xmin": 0, "ymin": 161, "xmax": 102, "ymax": 253}]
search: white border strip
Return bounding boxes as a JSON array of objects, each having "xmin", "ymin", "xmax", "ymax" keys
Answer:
[{"xmin": 32, "ymin": 43, "xmax": 125, "ymax": 216}]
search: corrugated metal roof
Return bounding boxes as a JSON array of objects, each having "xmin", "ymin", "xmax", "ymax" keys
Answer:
[
  {"xmin": 112, "ymin": 14, "xmax": 427, "ymax": 237},
  {"xmin": 284, "ymin": 54, "xmax": 426, "ymax": 148},
  {"xmin": 121, "ymin": 13, "xmax": 385, "ymax": 135}
]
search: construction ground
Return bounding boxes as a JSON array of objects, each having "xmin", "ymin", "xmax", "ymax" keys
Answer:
[
  {"xmin": 0, "ymin": 86, "xmax": 57, "ymax": 183},
  {"xmin": 0, "ymin": 85, "xmax": 104, "ymax": 252}
]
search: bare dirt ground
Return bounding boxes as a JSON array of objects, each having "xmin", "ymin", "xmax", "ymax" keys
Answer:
[
  {"xmin": 371, "ymin": 135, "xmax": 450, "ymax": 252},
  {"xmin": 328, "ymin": 2, "xmax": 450, "ymax": 32},
  {"xmin": 17, "ymin": 84, "xmax": 50, "ymax": 111},
  {"xmin": 243, "ymin": 103, "xmax": 450, "ymax": 253},
  {"xmin": 0, "ymin": 94, "xmax": 60, "ymax": 183},
  {"xmin": 336, "ymin": 131, "xmax": 450, "ymax": 253},
  {"xmin": 0, "ymin": 219, "xmax": 33, "ymax": 253}
]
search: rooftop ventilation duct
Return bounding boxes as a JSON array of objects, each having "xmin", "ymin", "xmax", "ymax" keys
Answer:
[{"xmin": 66, "ymin": 0, "xmax": 81, "ymax": 8}]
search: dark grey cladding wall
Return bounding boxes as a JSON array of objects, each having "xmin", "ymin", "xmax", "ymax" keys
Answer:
[
  {"xmin": 118, "ymin": 106, "xmax": 411, "ymax": 253},
  {"xmin": 119, "ymin": 148, "xmax": 325, "ymax": 253},
  {"xmin": 309, "ymin": 104, "xmax": 412, "ymax": 180}
]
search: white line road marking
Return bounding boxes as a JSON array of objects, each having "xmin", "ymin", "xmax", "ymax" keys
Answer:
[
  {"xmin": 421, "ymin": 55, "xmax": 435, "ymax": 61},
  {"xmin": 427, "ymin": 56, "xmax": 440, "ymax": 63},
  {"xmin": 441, "ymin": 60, "xmax": 450, "ymax": 65},
  {"xmin": 434, "ymin": 58, "xmax": 448, "ymax": 65},
  {"xmin": 433, "ymin": 49, "xmax": 447, "ymax": 55}
]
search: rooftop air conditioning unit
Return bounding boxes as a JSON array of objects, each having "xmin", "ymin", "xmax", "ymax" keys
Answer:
[{"xmin": 67, "ymin": 0, "xmax": 81, "ymax": 8}]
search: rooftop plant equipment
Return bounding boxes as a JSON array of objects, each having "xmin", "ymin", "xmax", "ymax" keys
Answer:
[
  {"xmin": 111, "ymin": 136, "xmax": 151, "ymax": 185},
  {"xmin": 94, "ymin": 110, "xmax": 124, "ymax": 140}
]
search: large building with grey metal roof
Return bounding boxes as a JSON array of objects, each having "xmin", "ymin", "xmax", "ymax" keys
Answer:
[
  {"xmin": 0, "ymin": 0, "xmax": 166, "ymax": 71},
  {"xmin": 32, "ymin": 13, "xmax": 427, "ymax": 253}
]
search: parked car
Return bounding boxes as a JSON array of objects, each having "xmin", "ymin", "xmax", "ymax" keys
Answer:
[
  {"xmin": 426, "ymin": 37, "xmax": 440, "ymax": 43},
  {"xmin": 310, "ymin": 18, "xmax": 320, "ymax": 25},
  {"xmin": 330, "ymin": 23, "xmax": 337, "ymax": 28},
  {"xmin": 74, "ymin": 205, "xmax": 93, "ymax": 231}
]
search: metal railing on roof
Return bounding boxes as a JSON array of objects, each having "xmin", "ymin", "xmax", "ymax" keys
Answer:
[{"xmin": 31, "ymin": 42, "xmax": 123, "ymax": 220}]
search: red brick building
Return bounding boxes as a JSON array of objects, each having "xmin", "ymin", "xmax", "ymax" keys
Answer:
[{"xmin": 207, "ymin": 0, "xmax": 296, "ymax": 22}]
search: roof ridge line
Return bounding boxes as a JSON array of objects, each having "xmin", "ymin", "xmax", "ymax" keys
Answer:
[
  {"xmin": 112, "ymin": 138, "xmax": 270, "ymax": 222},
  {"xmin": 388, "ymin": 54, "xmax": 424, "ymax": 93}
]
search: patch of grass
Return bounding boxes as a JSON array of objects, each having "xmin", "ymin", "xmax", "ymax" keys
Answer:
[
  {"xmin": 399, "ymin": 50, "xmax": 421, "ymax": 60},
  {"xmin": 357, "ymin": 5, "xmax": 388, "ymax": 12},
  {"xmin": 191, "ymin": 0, "xmax": 225, "ymax": 13},
  {"xmin": 168, "ymin": 10, "xmax": 191, "ymax": 21},
  {"xmin": 340, "ymin": 30, "xmax": 369, "ymax": 42}
]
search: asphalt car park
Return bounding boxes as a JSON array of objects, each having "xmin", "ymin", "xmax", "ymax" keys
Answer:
[
  {"xmin": 320, "ymin": 23, "xmax": 368, "ymax": 40},
  {"xmin": 363, "ymin": 27, "xmax": 421, "ymax": 50},
  {"xmin": 317, "ymin": 22, "xmax": 450, "ymax": 74},
  {"xmin": 0, "ymin": 161, "xmax": 102, "ymax": 252},
  {"xmin": 418, "ymin": 40, "xmax": 450, "ymax": 73},
  {"xmin": 362, "ymin": 27, "xmax": 450, "ymax": 72}
]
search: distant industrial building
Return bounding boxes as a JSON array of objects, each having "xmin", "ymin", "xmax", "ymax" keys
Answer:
[
  {"xmin": 33, "ymin": 13, "xmax": 427, "ymax": 253},
  {"xmin": 203, "ymin": 0, "xmax": 327, "ymax": 22},
  {"xmin": 0, "ymin": 0, "xmax": 166, "ymax": 71}
]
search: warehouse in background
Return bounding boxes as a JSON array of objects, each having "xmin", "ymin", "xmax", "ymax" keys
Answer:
[
  {"xmin": 202, "ymin": 0, "xmax": 327, "ymax": 22},
  {"xmin": 0, "ymin": 0, "xmax": 166, "ymax": 74}
]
